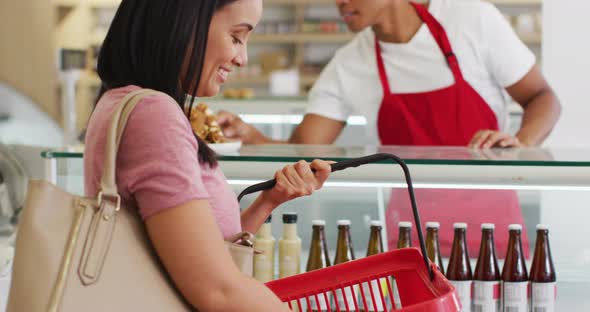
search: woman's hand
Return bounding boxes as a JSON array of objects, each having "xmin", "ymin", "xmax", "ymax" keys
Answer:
[
  {"xmin": 469, "ymin": 130, "xmax": 525, "ymax": 149},
  {"xmin": 260, "ymin": 159, "xmax": 332, "ymax": 207}
]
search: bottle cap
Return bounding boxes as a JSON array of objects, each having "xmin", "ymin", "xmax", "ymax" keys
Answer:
[
  {"xmin": 337, "ymin": 219, "xmax": 351, "ymax": 226},
  {"xmin": 536, "ymin": 224, "xmax": 549, "ymax": 230},
  {"xmin": 282, "ymin": 213, "xmax": 298, "ymax": 224},
  {"xmin": 481, "ymin": 223, "xmax": 495, "ymax": 230},
  {"xmin": 453, "ymin": 222, "xmax": 468, "ymax": 229},
  {"xmin": 264, "ymin": 215, "xmax": 272, "ymax": 223},
  {"xmin": 370, "ymin": 220, "xmax": 383, "ymax": 227},
  {"xmin": 312, "ymin": 220, "xmax": 326, "ymax": 226},
  {"xmin": 398, "ymin": 221, "xmax": 412, "ymax": 228},
  {"xmin": 509, "ymin": 224, "xmax": 523, "ymax": 231},
  {"xmin": 426, "ymin": 222, "xmax": 440, "ymax": 229}
]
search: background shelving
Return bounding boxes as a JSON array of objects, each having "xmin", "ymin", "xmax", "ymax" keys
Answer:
[{"xmin": 52, "ymin": 0, "xmax": 544, "ymax": 132}]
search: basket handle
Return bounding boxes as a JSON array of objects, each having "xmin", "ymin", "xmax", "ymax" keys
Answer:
[{"xmin": 236, "ymin": 153, "xmax": 434, "ymax": 280}]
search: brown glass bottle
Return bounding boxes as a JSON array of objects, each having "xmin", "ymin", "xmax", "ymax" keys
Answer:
[
  {"xmin": 425, "ymin": 222, "xmax": 445, "ymax": 275},
  {"xmin": 333, "ymin": 220, "xmax": 357, "ymax": 311},
  {"xmin": 366, "ymin": 221, "xmax": 384, "ymax": 257},
  {"xmin": 397, "ymin": 221, "xmax": 412, "ymax": 249},
  {"xmin": 392, "ymin": 221, "xmax": 412, "ymax": 310},
  {"xmin": 306, "ymin": 220, "xmax": 331, "ymax": 311},
  {"xmin": 446, "ymin": 223, "xmax": 472, "ymax": 312},
  {"xmin": 334, "ymin": 220, "xmax": 355, "ymax": 264},
  {"xmin": 472, "ymin": 223, "xmax": 501, "ymax": 312},
  {"xmin": 362, "ymin": 221, "xmax": 385, "ymax": 312},
  {"xmin": 501, "ymin": 224, "xmax": 529, "ymax": 312},
  {"xmin": 530, "ymin": 224, "xmax": 556, "ymax": 312},
  {"xmin": 307, "ymin": 220, "xmax": 331, "ymax": 272}
]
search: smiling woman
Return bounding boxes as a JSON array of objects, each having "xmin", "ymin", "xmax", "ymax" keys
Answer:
[
  {"xmin": 192, "ymin": 1, "xmax": 261, "ymax": 98},
  {"xmin": 82, "ymin": 0, "xmax": 332, "ymax": 311}
]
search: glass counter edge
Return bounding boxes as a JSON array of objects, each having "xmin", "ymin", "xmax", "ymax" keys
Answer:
[{"xmin": 40, "ymin": 151, "xmax": 590, "ymax": 167}]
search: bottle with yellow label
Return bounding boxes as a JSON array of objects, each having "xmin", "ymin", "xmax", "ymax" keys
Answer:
[{"xmin": 253, "ymin": 215, "xmax": 275, "ymax": 283}]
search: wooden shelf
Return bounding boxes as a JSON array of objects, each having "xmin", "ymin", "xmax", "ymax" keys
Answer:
[
  {"xmin": 251, "ymin": 33, "xmax": 355, "ymax": 43},
  {"xmin": 91, "ymin": 30, "xmax": 108, "ymax": 46},
  {"xmin": 88, "ymin": 0, "xmax": 121, "ymax": 8},
  {"xmin": 53, "ymin": 0, "xmax": 121, "ymax": 8},
  {"xmin": 227, "ymin": 76, "xmax": 269, "ymax": 85},
  {"xmin": 53, "ymin": 0, "xmax": 543, "ymax": 113},
  {"xmin": 53, "ymin": 0, "xmax": 78, "ymax": 7},
  {"xmin": 521, "ymin": 33, "xmax": 542, "ymax": 45},
  {"xmin": 301, "ymin": 74, "xmax": 319, "ymax": 85},
  {"xmin": 53, "ymin": 0, "xmax": 541, "ymax": 8}
]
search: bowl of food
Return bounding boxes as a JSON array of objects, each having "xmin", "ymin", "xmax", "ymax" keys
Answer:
[{"xmin": 188, "ymin": 102, "xmax": 242, "ymax": 155}]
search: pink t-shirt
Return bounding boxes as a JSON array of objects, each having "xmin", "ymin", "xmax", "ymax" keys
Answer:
[{"xmin": 84, "ymin": 85, "xmax": 241, "ymax": 239}]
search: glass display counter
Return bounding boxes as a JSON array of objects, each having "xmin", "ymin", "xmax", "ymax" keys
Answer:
[{"xmin": 42, "ymin": 145, "xmax": 590, "ymax": 310}]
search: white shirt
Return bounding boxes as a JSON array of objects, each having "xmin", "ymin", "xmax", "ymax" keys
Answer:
[{"xmin": 307, "ymin": 0, "xmax": 536, "ymax": 145}]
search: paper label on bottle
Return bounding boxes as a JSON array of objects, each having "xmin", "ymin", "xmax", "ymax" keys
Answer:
[
  {"xmin": 279, "ymin": 255, "xmax": 299, "ymax": 278},
  {"xmin": 472, "ymin": 281, "xmax": 501, "ymax": 312},
  {"xmin": 502, "ymin": 281, "xmax": 529, "ymax": 312},
  {"xmin": 332, "ymin": 285, "xmax": 358, "ymax": 311},
  {"xmin": 450, "ymin": 280, "xmax": 472, "ymax": 312},
  {"xmin": 253, "ymin": 254, "xmax": 273, "ymax": 283},
  {"xmin": 361, "ymin": 278, "xmax": 388, "ymax": 311},
  {"xmin": 531, "ymin": 282, "xmax": 556, "ymax": 312},
  {"xmin": 308, "ymin": 292, "xmax": 329, "ymax": 311}
]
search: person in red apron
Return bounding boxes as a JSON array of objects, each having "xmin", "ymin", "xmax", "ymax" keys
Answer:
[
  {"xmin": 379, "ymin": 3, "xmax": 522, "ymax": 257},
  {"xmin": 217, "ymin": 0, "xmax": 561, "ymax": 257}
]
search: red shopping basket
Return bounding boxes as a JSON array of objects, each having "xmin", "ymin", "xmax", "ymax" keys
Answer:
[
  {"xmin": 238, "ymin": 153, "xmax": 460, "ymax": 311},
  {"xmin": 266, "ymin": 248, "xmax": 458, "ymax": 311}
]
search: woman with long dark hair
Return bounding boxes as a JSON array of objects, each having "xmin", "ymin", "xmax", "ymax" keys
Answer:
[{"xmin": 84, "ymin": 1, "xmax": 330, "ymax": 310}]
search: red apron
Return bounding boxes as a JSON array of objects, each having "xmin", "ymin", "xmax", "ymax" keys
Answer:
[{"xmin": 381, "ymin": 3, "xmax": 529, "ymax": 258}]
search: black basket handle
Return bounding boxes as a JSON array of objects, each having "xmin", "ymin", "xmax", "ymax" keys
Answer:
[{"xmin": 236, "ymin": 153, "xmax": 433, "ymax": 280}]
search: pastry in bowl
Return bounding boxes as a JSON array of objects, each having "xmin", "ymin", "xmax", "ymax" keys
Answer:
[{"xmin": 188, "ymin": 103, "xmax": 226, "ymax": 144}]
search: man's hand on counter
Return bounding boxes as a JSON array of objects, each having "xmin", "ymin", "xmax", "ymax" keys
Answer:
[
  {"xmin": 216, "ymin": 110, "xmax": 277, "ymax": 144},
  {"xmin": 469, "ymin": 130, "xmax": 526, "ymax": 149}
]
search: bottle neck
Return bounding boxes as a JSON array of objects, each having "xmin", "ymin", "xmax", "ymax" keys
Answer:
[
  {"xmin": 257, "ymin": 223, "xmax": 272, "ymax": 238},
  {"xmin": 335, "ymin": 226, "xmax": 353, "ymax": 262},
  {"xmin": 283, "ymin": 223, "xmax": 298, "ymax": 239},
  {"xmin": 367, "ymin": 227, "xmax": 383, "ymax": 256},
  {"xmin": 475, "ymin": 229, "xmax": 500, "ymax": 280},
  {"xmin": 338, "ymin": 227, "xmax": 350, "ymax": 243},
  {"xmin": 311, "ymin": 226, "xmax": 325, "ymax": 243},
  {"xmin": 503, "ymin": 230, "xmax": 528, "ymax": 281},
  {"xmin": 398, "ymin": 227, "xmax": 412, "ymax": 248},
  {"xmin": 478, "ymin": 230, "xmax": 496, "ymax": 257},
  {"xmin": 426, "ymin": 228, "xmax": 440, "ymax": 255},
  {"xmin": 447, "ymin": 228, "xmax": 472, "ymax": 280},
  {"xmin": 531, "ymin": 230, "xmax": 556, "ymax": 282}
]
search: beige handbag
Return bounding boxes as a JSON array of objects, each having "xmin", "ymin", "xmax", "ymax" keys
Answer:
[{"xmin": 7, "ymin": 89, "xmax": 255, "ymax": 311}]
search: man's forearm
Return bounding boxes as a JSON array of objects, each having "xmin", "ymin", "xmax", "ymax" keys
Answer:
[{"xmin": 516, "ymin": 88, "xmax": 561, "ymax": 146}]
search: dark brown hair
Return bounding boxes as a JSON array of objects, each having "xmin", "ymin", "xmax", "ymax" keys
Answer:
[{"xmin": 96, "ymin": 0, "xmax": 239, "ymax": 167}]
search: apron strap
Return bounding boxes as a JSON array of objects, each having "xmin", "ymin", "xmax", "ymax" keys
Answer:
[
  {"xmin": 374, "ymin": 38, "xmax": 392, "ymax": 95},
  {"xmin": 410, "ymin": 2, "xmax": 464, "ymax": 81}
]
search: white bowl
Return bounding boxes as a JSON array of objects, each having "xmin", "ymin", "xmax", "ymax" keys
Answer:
[{"xmin": 209, "ymin": 141, "xmax": 242, "ymax": 155}]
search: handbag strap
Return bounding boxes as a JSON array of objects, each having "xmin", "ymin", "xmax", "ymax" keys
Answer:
[{"xmin": 99, "ymin": 88, "xmax": 161, "ymax": 200}]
